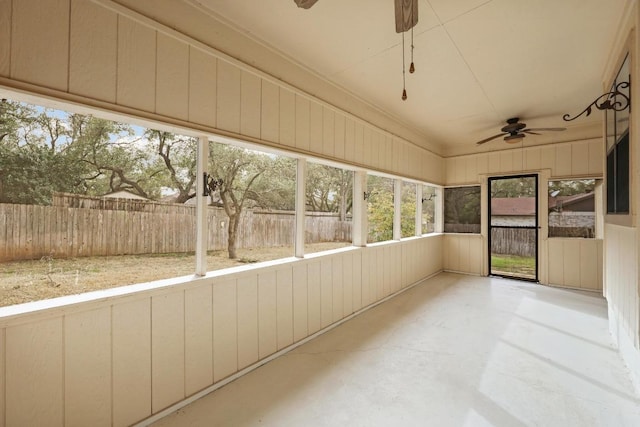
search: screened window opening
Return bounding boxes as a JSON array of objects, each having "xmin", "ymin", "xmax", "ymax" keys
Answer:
[
  {"xmin": 401, "ymin": 182, "xmax": 417, "ymax": 238},
  {"xmin": 304, "ymin": 162, "xmax": 353, "ymax": 254},
  {"xmin": 366, "ymin": 175, "xmax": 394, "ymax": 243},
  {"xmin": 548, "ymin": 179, "xmax": 596, "ymax": 238},
  {"xmin": 422, "ymin": 185, "xmax": 436, "ymax": 234},
  {"xmin": 606, "ymin": 53, "xmax": 630, "ymax": 215},
  {"xmin": 0, "ymin": 99, "xmax": 199, "ymax": 306},
  {"xmin": 444, "ymin": 186, "xmax": 481, "ymax": 233},
  {"xmin": 207, "ymin": 141, "xmax": 296, "ymax": 263}
]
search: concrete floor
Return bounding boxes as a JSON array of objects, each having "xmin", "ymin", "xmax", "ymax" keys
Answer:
[{"xmin": 152, "ymin": 273, "xmax": 640, "ymax": 426}]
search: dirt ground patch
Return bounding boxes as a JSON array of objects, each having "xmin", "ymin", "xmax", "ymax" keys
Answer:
[{"xmin": 0, "ymin": 242, "xmax": 349, "ymax": 307}]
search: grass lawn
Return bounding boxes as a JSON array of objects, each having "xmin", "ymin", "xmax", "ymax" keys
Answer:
[
  {"xmin": 491, "ymin": 253, "xmax": 536, "ymax": 279},
  {"xmin": 0, "ymin": 242, "xmax": 350, "ymax": 307}
]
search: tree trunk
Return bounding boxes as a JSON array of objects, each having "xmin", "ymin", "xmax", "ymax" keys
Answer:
[{"xmin": 227, "ymin": 212, "xmax": 239, "ymax": 259}]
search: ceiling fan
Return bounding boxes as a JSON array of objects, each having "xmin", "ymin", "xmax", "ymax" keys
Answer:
[{"xmin": 475, "ymin": 117, "xmax": 566, "ymax": 145}]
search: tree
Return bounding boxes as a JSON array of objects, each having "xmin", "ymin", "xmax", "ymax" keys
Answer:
[
  {"xmin": 306, "ymin": 163, "xmax": 352, "ymax": 219},
  {"xmin": 367, "ymin": 175, "xmax": 394, "ymax": 242},
  {"xmin": 209, "ymin": 143, "xmax": 295, "ymax": 259}
]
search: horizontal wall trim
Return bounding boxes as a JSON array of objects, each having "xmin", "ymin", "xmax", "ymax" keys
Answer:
[{"xmin": 134, "ymin": 268, "xmax": 444, "ymax": 427}]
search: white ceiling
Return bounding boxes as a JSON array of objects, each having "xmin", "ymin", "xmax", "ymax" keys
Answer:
[{"xmin": 194, "ymin": 0, "xmax": 628, "ymax": 155}]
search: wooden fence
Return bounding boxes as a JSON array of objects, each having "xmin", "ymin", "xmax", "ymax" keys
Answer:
[
  {"xmin": 490, "ymin": 228, "xmax": 536, "ymax": 257},
  {"xmin": 0, "ymin": 202, "xmax": 352, "ymax": 262}
]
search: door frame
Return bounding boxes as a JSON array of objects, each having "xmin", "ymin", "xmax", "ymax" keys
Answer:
[{"xmin": 487, "ymin": 174, "xmax": 539, "ymax": 282}]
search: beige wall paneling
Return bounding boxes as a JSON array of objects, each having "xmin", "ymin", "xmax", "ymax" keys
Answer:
[
  {"xmin": 116, "ymin": 16, "xmax": 156, "ymax": 112},
  {"xmin": 279, "ymin": 88, "xmax": 296, "ymax": 148},
  {"xmin": 258, "ymin": 270, "xmax": 277, "ymax": 358},
  {"xmin": 449, "ymin": 236, "xmax": 460, "ymax": 272},
  {"xmin": 540, "ymin": 145, "xmax": 556, "ymax": 173},
  {"xmin": 0, "ymin": 0, "xmax": 10, "ymax": 76},
  {"xmin": 588, "ymin": 140, "xmax": 603, "ymax": 175},
  {"xmin": 295, "ymin": 95, "xmax": 311, "ymax": 151},
  {"xmin": 216, "ymin": 61, "xmax": 241, "ymax": 134},
  {"xmin": 11, "ymin": 0, "xmax": 69, "ymax": 91},
  {"xmin": 65, "ymin": 307, "xmax": 112, "ymax": 427},
  {"xmin": 465, "ymin": 156, "xmax": 478, "ymax": 183},
  {"xmin": 309, "ymin": 101, "xmax": 323, "ymax": 154},
  {"xmin": 547, "ymin": 239, "xmax": 564, "ymax": 285},
  {"xmin": 513, "ymin": 148, "xmax": 525, "ymax": 171},
  {"xmin": 320, "ymin": 258, "xmax": 333, "ymax": 328},
  {"xmin": 376, "ymin": 247, "xmax": 385, "ymax": 299},
  {"xmin": 442, "ymin": 236, "xmax": 450, "ymax": 270},
  {"xmin": 151, "ymin": 292, "xmax": 185, "ymax": 412},
  {"xmin": 69, "ymin": 0, "xmax": 117, "ymax": 102},
  {"xmin": 453, "ymin": 157, "xmax": 465, "ymax": 184},
  {"xmin": 400, "ymin": 243, "xmax": 410, "ymax": 287},
  {"xmin": 383, "ymin": 246, "xmax": 393, "ymax": 296},
  {"xmin": 476, "ymin": 153, "xmax": 488, "ymax": 176},
  {"xmin": 240, "ymin": 71, "xmax": 262, "ymax": 139},
  {"xmin": 6, "ymin": 318, "xmax": 63, "ymax": 427},
  {"xmin": 458, "ymin": 236, "xmax": 470, "ymax": 273},
  {"xmin": 354, "ymin": 122, "xmax": 365, "ymax": 164},
  {"xmin": 237, "ymin": 275, "xmax": 259, "ymax": 369},
  {"xmin": 579, "ymin": 240, "xmax": 600, "ymax": 290},
  {"xmin": 555, "ymin": 144, "xmax": 572, "ymax": 176},
  {"xmin": 184, "ymin": 284, "xmax": 214, "ymax": 395},
  {"xmin": 156, "ymin": 33, "xmax": 189, "ymax": 120},
  {"xmin": 332, "ymin": 256, "xmax": 344, "ymax": 322},
  {"xmin": 525, "ymin": 146, "xmax": 542, "ymax": 171},
  {"xmin": 213, "ymin": 278, "xmax": 238, "ymax": 382},
  {"xmin": 499, "ymin": 151, "xmax": 513, "ymax": 173},
  {"xmin": 323, "ymin": 107, "xmax": 335, "ymax": 157},
  {"xmin": 488, "ymin": 152, "xmax": 500, "ymax": 174},
  {"xmin": 562, "ymin": 240, "xmax": 581, "ymax": 287},
  {"xmin": 344, "ymin": 118, "xmax": 355, "ymax": 162},
  {"xmin": 188, "ymin": 47, "xmax": 217, "ymax": 127},
  {"xmin": 352, "ymin": 250, "xmax": 363, "ymax": 311},
  {"xmin": 342, "ymin": 251, "xmax": 354, "ymax": 316},
  {"xmin": 362, "ymin": 127, "xmax": 373, "ymax": 167},
  {"xmin": 292, "ymin": 263, "xmax": 309, "ymax": 342},
  {"xmin": 276, "ymin": 268, "xmax": 294, "ymax": 350},
  {"xmin": 571, "ymin": 141, "xmax": 590, "ymax": 176},
  {"xmin": 445, "ymin": 158, "xmax": 455, "ymax": 184},
  {"xmin": 307, "ymin": 261, "xmax": 322, "ymax": 334},
  {"xmin": 360, "ymin": 249, "xmax": 372, "ymax": 307},
  {"xmin": 596, "ymin": 239, "xmax": 603, "ymax": 290},
  {"xmin": 392, "ymin": 138, "xmax": 401, "ymax": 173},
  {"xmin": 469, "ymin": 236, "xmax": 483, "ymax": 275},
  {"xmin": 261, "ymin": 80, "xmax": 280, "ymax": 143},
  {"xmin": 393, "ymin": 244, "xmax": 402, "ymax": 291},
  {"xmin": 112, "ymin": 298, "xmax": 151, "ymax": 427},
  {"xmin": 334, "ymin": 114, "xmax": 346, "ymax": 160}
]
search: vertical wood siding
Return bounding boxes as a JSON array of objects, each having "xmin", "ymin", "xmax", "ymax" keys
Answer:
[
  {"xmin": 0, "ymin": 0, "xmax": 442, "ymax": 185},
  {"xmin": 0, "ymin": 236, "xmax": 442, "ymax": 426}
]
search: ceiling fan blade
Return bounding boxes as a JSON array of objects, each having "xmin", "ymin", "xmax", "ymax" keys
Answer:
[
  {"xmin": 475, "ymin": 133, "xmax": 506, "ymax": 145},
  {"xmin": 524, "ymin": 127, "xmax": 566, "ymax": 132},
  {"xmin": 294, "ymin": 0, "xmax": 319, "ymax": 9},
  {"xmin": 523, "ymin": 130, "xmax": 541, "ymax": 135}
]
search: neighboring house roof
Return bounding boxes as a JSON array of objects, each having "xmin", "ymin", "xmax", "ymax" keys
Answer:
[
  {"xmin": 548, "ymin": 192, "xmax": 594, "ymax": 211},
  {"xmin": 491, "ymin": 197, "xmax": 536, "ymax": 216},
  {"xmin": 491, "ymin": 192, "xmax": 595, "ymax": 216},
  {"xmin": 102, "ymin": 190, "xmax": 149, "ymax": 200}
]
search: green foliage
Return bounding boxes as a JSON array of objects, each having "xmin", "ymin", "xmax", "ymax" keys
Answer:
[
  {"xmin": 306, "ymin": 163, "xmax": 353, "ymax": 219},
  {"xmin": 548, "ymin": 179, "xmax": 595, "ymax": 196},
  {"xmin": 490, "ymin": 176, "xmax": 536, "ymax": 197},
  {"xmin": 445, "ymin": 186, "xmax": 481, "ymax": 225},
  {"xmin": 367, "ymin": 175, "xmax": 394, "ymax": 243}
]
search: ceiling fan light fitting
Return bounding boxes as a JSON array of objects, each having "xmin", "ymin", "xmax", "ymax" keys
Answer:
[{"xmin": 504, "ymin": 134, "xmax": 525, "ymax": 143}]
